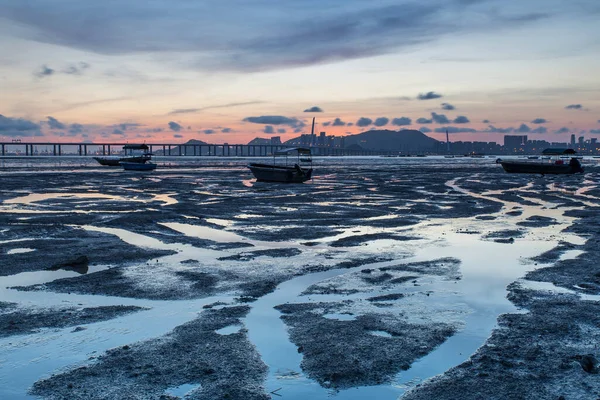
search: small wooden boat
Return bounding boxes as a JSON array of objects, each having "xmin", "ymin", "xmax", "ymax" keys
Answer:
[
  {"xmin": 94, "ymin": 144, "xmax": 151, "ymax": 166},
  {"xmin": 247, "ymin": 147, "xmax": 312, "ymax": 183},
  {"xmin": 500, "ymin": 148, "xmax": 584, "ymax": 175},
  {"xmin": 120, "ymin": 161, "xmax": 157, "ymax": 171}
]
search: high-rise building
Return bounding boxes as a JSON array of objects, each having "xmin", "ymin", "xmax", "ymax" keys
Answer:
[
  {"xmin": 578, "ymin": 136, "xmax": 584, "ymax": 146},
  {"xmin": 270, "ymin": 136, "xmax": 281, "ymax": 145},
  {"xmin": 570, "ymin": 134, "xmax": 576, "ymax": 146},
  {"xmin": 319, "ymin": 132, "xmax": 326, "ymax": 146},
  {"xmin": 504, "ymin": 135, "xmax": 528, "ymax": 150}
]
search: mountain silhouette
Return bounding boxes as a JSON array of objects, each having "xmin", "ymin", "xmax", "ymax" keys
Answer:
[{"xmin": 342, "ymin": 129, "xmax": 438, "ymax": 151}]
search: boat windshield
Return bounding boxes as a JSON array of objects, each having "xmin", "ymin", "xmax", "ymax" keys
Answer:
[{"xmin": 272, "ymin": 147, "xmax": 312, "ymax": 166}]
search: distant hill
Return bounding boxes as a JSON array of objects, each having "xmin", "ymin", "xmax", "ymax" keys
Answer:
[
  {"xmin": 154, "ymin": 139, "xmax": 209, "ymax": 155},
  {"xmin": 247, "ymin": 137, "xmax": 271, "ymax": 145},
  {"xmin": 343, "ymin": 129, "xmax": 439, "ymax": 151},
  {"xmin": 284, "ymin": 129, "xmax": 439, "ymax": 152}
]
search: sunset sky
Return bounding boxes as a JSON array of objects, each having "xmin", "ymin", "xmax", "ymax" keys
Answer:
[{"xmin": 1, "ymin": 0, "xmax": 599, "ymax": 144}]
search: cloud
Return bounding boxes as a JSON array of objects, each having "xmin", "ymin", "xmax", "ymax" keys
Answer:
[
  {"xmin": 277, "ymin": 128, "xmax": 286, "ymax": 133},
  {"xmin": 304, "ymin": 106, "xmax": 323, "ymax": 112},
  {"xmin": 168, "ymin": 121, "xmax": 182, "ymax": 131},
  {"xmin": 555, "ymin": 127, "xmax": 570, "ymax": 134},
  {"xmin": 264, "ymin": 125, "xmax": 275, "ymax": 134},
  {"xmin": 441, "ymin": 103, "xmax": 455, "ymax": 110},
  {"xmin": 417, "ymin": 91, "xmax": 442, "ymax": 100},
  {"xmin": 169, "ymin": 101, "xmax": 264, "ymax": 115},
  {"xmin": 485, "ymin": 125, "xmax": 514, "ymax": 133},
  {"xmin": 356, "ymin": 117, "xmax": 373, "ymax": 127},
  {"xmin": 516, "ymin": 123, "xmax": 531, "ymax": 133},
  {"xmin": 69, "ymin": 123, "xmax": 84, "ymax": 134},
  {"xmin": 434, "ymin": 126, "xmax": 477, "ymax": 133},
  {"xmin": 169, "ymin": 108, "xmax": 199, "ymax": 115},
  {"xmin": 203, "ymin": 129, "xmax": 216, "ymax": 134},
  {"xmin": 590, "ymin": 129, "xmax": 600, "ymax": 134},
  {"xmin": 34, "ymin": 62, "xmax": 90, "ymax": 78},
  {"xmin": 1, "ymin": 2, "xmax": 558, "ymax": 74},
  {"xmin": 0, "ymin": 114, "xmax": 41, "ymax": 136},
  {"xmin": 146, "ymin": 127, "xmax": 163, "ymax": 133},
  {"xmin": 391, "ymin": 117, "xmax": 411, "ymax": 126},
  {"xmin": 332, "ymin": 117, "xmax": 346, "ymax": 126},
  {"xmin": 374, "ymin": 117, "xmax": 389, "ymax": 127},
  {"xmin": 112, "ymin": 128, "xmax": 125, "ymax": 135},
  {"xmin": 453, "ymin": 116, "xmax": 470, "ymax": 124},
  {"xmin": 531, "ymin": 118, "xmax": 547, "ymax": 124},
  {"xmin": 221, "ymin": 128, "xmax": 232, "ymax": 133},
  {"xmin": 322, "ymin": 122, "xmax": 331, "ymax": 126},
  {"xmin": 33, "ymin": 64, "xmax": 54, "ymax": 78},
  {"xmin": 46, "ymin": 116, "xmax": 66, "ymax": 129},
  {"xmin": 565, "ymin": 104, "xmax": 583, "ymax": 110},
  {"xmin": 118, "ymin": 123, "xmax": 143, "ymax": 130},
  {"xmin": 174, "ymin": 134, "xmax": 183, "ymax": 138},
  {"xmin": 419, "ymin": 126, "xmax": 432, "ymax": 133},
  {"xmin": 531, "ymin": 126, "xmax": 547, "ymax": 134},
  {"xmin": 63, "ymin": 61, "xmax": 90, "ymax": 75},
  {"xmin": 482, "ymin": 119, "xmax": 490, "ymax": 123},
  {"xmin": 243, "ymin": 115, "xmax": 299, "ymax": 126},
  {"xmin": 431, "ymin": 112, "xmax": 450, "ymax": 124},
  {"xmin": 416, "ymin": 117, "xmax": 432, "ymax": 124}
]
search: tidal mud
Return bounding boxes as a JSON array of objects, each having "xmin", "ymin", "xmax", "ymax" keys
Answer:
[
  {"xmin": 0, "ymin": 302, "xmax": 145, "ymax": 338},
  {"xmin": 31, "ymin": 306, "xmax": 269, "ymax": 400},
  {"xmin": 0, "ymin": 158, "xmax": 597, "ymax": 399}
]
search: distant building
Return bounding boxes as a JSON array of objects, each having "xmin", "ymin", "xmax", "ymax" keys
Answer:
[
  {"xmin": 270, "ymin": 136, "xmax": 281, "ymax": 145},
  {"xmin": 319, "ymin": 132, "xmax": 326, "ymax": 146},
  {"xmin": 570, "ymin": 134, "xmax": 576, "ymax": 147},
  {"xmin": 504, "ymin": 135, "xmax": 527, "ymax": 151},
  {"xmin": 578, "ymin": 136, "xmax": 584, "ymax": 146}
]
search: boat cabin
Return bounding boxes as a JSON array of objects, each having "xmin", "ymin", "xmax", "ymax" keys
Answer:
[{"xmin": 123, "ymin": 144, "xmax": 150, "ymax": 156}]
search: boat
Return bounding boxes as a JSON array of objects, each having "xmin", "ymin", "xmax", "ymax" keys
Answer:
[
  {"xmin": 120, "ymin": 161, "xmax": 157, "ymax": 171},
  {"xmin": 94, "ymin": 144, "xmax": 152, "ymax": 166},
  {"xmin": 499, "ymin": 148, "xmax": 584, "ymax": 175},
  {"xmin": 247, "ymin": 147, "xmax": 313, "ymax": 183}
]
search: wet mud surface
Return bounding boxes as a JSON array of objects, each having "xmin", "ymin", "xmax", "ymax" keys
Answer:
[
  {"xmin": 31, "ymin": 306, "xmax": 269, "ymax": 400},
  {"xmin": 0, "ymin": 157, "xmax": 599, "ymax": 399},
  {"xmin": 276, "ymin": 302, "xmax": 457, "ymax": 389},
  {"xmin": 0, "ymin": 302, "xmax": 144, "ymax": 338}
]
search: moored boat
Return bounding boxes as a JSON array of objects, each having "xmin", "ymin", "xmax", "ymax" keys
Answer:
[
  {"xmin": 94, "ymin": 144, "xmax": 151, "ymax": 166},
  {"xmin": 247, "ymin": 147, "xmax": 312, "ymax": 183},
  {"xmin": 500, "ymin": 148, "xmax": 584, "ymax": 175}
]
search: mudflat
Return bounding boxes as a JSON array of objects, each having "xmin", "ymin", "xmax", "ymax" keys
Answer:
[{"xmin": 0, "ymin": 157, "xmax": 598, "ymax": 399}]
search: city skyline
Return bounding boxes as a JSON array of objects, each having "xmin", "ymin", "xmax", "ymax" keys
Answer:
[{"xmin": 1, "ymin": 0, "xmax": 599, "ymax": 144}]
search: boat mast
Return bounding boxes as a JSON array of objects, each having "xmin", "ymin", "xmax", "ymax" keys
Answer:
[{"xmin": 446, "ymin": 129, "xmax": 450, "ymax": 153}]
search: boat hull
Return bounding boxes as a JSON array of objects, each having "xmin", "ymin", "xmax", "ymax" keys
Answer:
[
  {"xmin": 247, "ymin": 163, "xmax": 312, "ymax": 183},
  {"xmin": 94, "ymin": 156, "xmax": 150, "ymax": 166},
  {"xmin": 120, "ymin": 162, "xmax": 157, "ymax": 171},
  {"xmin": 500, "ymin": 160, "xmax": 583, "ymax": 175}
]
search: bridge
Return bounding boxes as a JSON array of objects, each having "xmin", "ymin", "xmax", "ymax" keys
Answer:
[{"xmin": 0, "ymin": 142, "xmax": 398, "ymax": 157}]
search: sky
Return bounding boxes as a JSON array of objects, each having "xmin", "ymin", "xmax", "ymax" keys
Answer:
[{"xmin": 0, "ymin": 0, "xmax": 599, "ymax": 145}]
